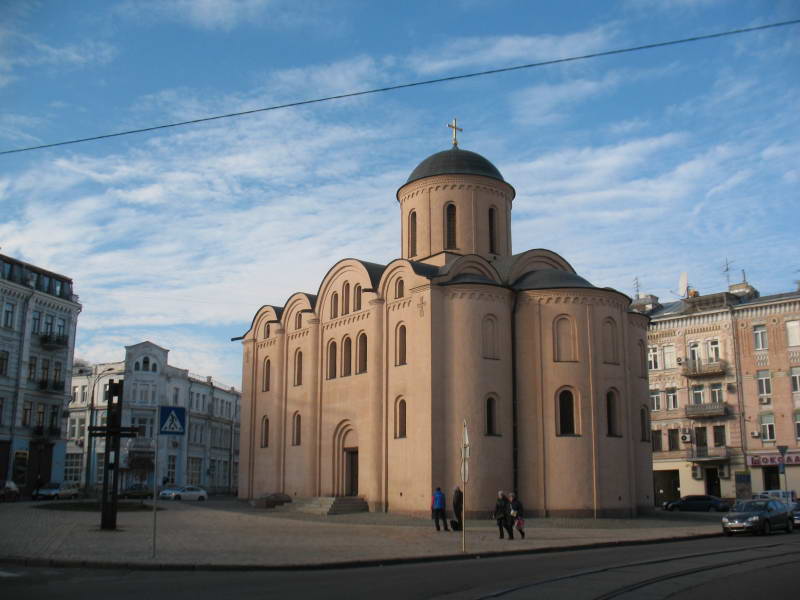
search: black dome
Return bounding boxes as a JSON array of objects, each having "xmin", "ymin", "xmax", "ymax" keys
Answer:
[
  {"xmin": 406, "ymin": 147, "xmax": 506, "ymax": 185},
  {"xmin": 512, "ymin": 269, "xmax": 595, "ymax": 291}
]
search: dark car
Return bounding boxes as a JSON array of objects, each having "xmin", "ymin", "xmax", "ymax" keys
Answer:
[
  {"xmin": 119, "ymin": 483, "xmax": 153, "ymax": 499},
  {"xmin": 663, "ymin": 495, "xmax": 730, "ymax": 512},
  {"xmin": 0, "ymin": 480, "xmax": 21, "ymax": 502},
  {"xmin": 791, "ymin": 502, "xmax": 800, "ymax": 528},
  {"xmin": 723, "ymin": 499, "xmax": 794, "ymax": 536}
]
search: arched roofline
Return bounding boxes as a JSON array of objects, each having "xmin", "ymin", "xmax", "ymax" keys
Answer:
[
  {"xmin": 232, "ymin": 304, "xmax": 284, "ymax": 341},
  {"xmin": 376, "ymin": 258, "xmax": 437, "ymax": 297},
  {"xmin": 280, "ymin": 292, "xmax": 317, "ymax": 329},
  {"xmin": 433, "ymin": 254, "xmax": 502, "ymax": 284},
  {"xmin": 316, "ymin": 258, "xmax": 388, "ymax": 317},
  {"xmin": 497, "ymin": 249, "xmax": 576, "ymax": 285}
]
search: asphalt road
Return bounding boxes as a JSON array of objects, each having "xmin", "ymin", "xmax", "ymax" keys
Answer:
[{"xmin": 1, "ymin": 535, "xmax": 797, "ymax": 599}]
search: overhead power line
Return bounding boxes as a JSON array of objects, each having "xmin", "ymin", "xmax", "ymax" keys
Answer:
[{"xmin": 2, "ymin": 19, "xmax": 798, "ymax": 156}]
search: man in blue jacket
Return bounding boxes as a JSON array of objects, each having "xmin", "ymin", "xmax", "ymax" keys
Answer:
[{"xmin": 431, "ymin": 487, "xmax": 450, "ymax": 531}]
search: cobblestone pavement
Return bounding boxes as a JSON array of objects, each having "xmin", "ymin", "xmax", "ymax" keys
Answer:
[{"xmin": 0, "ymin": 499, "xmax": 721, "ymax": 568}]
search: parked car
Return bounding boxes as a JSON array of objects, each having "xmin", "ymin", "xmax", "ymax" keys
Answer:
[
  {"xmin": 722, "ymin": 499, "xmax": 794, "ymax": 536},
  {"xmin": 159, "ymin": 486, "xmax": 207, "ymax": 501},
  {"xmin": 119, "ymin": 483, "xmax": 154, "ymax": 499},
  {"xmin": 791, "ymin": 502, "xmax": 800, "ymax": 528},
  {"xmin": 752, "ymin": 490, "xmax": 797, "ymax": 504},
  {"xmin": 0, "ymin": 480, "xmax": 20, "ymax": 502},
  {"xmin": 32, "ymin": 482, "xmax": 80, "ymax": 500},
  {"xmin": 663, "ymin": 495, "xmax": 730, "ymax": 512}
]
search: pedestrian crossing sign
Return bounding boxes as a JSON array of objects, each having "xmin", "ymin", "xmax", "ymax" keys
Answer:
[{"xmin": 159, "ymin": 406, "xmax": 186, "ymax": 435}]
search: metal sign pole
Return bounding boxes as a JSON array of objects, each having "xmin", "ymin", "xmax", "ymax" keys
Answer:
[
  {"xmin": 461, "ymin": 419, "xmax": 469, "ymax": 554},
  {"xmin": 152, "ymin": 432, "xmax": 158, "ymax": 559}
]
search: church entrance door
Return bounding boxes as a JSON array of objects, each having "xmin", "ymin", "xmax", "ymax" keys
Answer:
[{"xmin": 345, "ymin": 448, "xmax": 358, "ymax": 496}]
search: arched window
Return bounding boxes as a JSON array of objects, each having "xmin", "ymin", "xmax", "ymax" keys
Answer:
[
  {"xmin": 396, "ymin": 324, "xmax": 407, "ymax": 366},
  {"xmin": 558, "ymin": 390, "xmax": 576, "ymax": 435},
  {"xmin": 342, "ymin": 283, "xmax": 350, "ymax": 315},
  {"xmin": 151, "ymin": 362, "xmax": 157, "ymax": 372},
  {"xmin": 292, "ymin": 413, "xmax": 301, "ymax": 446},
  {"xmin": 554, "ymin": 316, "xmax": 577, "ymax": 362},
  {"xmin": 486, "ymin": 396, "xmax": 498, "ymax": 435},
  {"xmin": 357, "ymin": 333, "xmax": 368, "ymax": 373},
  {"xmin": 260, "ymin": 416, "xmax": 269, "ymax": 448},
  {"xmin": 331, "ymin": 292, "xmax": 339, "ymax": 319},
  {"xmin": 482, "ymin": 315, "xmax": 498, "ymax": 359},
  {"xmin": 353, "ymin": 285, "xmax": 362, "ymax": 311},
  {"xmin": 142, "ymin": 356, "xmax": 150, "ymax": 371},
  {"xmin": 342, "ymin": 336, "xmax": 352, "ymax": 376},
  {"xmin": 606, "ymin": 390, "xmax": 619, "ymax": 436},
  {"xmin": 262, "ymin": 358, "xmax": 271, "ymax": 392},
  {"xmin": 408, "ymin": 211, "xmax": 417, "ymax": 257},
  {"xmin": 264, "ymin": 323, "xmax": 270, "ymax": 339},
  {"xmin": 638, "ymin": 340, "xmax": 647, "ymax": 378},
  {"xmin": 395, "ymin": 279, "xmax": 404, "ymax": 299},
  {"xmin": 134, "ymin": 362, "xmax": 140, "ymax": 371},
  {"xmin": 640, "ymin": 406, "xmax": 650, "ymax": 441},
  {"xmin": 488, "ymin": 207, "xmax": 497, "ymax": 254},
  {"xmin": 327, "ymin": 341, "xmax": 337, "ymax": 380},
  {"xmin": 294, "ymin": 350, "xmax": 303, "ymax": 386},
  {"xmin": 602, "ymin": 318, "xmax": 619, "ymax": 364},
  {"xmin": 395, "ymin": 398, "xmax": 407, "ymax": 439},
  {"xmin": 445, "ymin": 203, "xmax": 457, "ymax": 249},
  {"xmin": 295, "ymin": 312, "xmax": 302, "ymax": 330}
]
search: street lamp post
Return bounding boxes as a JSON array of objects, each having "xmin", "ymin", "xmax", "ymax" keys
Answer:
[{"xmin": 83, "ymin": 366, "xmax": 114, "ymax": 494}]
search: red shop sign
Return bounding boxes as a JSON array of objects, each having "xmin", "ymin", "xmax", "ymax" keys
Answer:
[{"xmin": 748, "ymin": 454, "xmax": 800, "ymax": 466}]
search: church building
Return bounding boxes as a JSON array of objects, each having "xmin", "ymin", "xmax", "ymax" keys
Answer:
[{"xmin": 236, "ymin": 125, "xmax": 654, "ymax": 517}]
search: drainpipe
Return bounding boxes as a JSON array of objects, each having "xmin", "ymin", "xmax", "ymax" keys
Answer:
[
  {"xmin": 728, "ymin": 305, "xmax": 748, "ymax": 493},
  {"xmin": 510, "ymin": 291, "xmax": 519, "ymax": 494}
]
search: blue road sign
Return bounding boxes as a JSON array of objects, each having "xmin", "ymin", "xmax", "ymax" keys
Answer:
[{"xmin": 159, "ymin": 406, "xmax": 186, "ymax": 436}]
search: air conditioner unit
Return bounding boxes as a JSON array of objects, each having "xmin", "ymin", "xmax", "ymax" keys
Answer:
[
  {"xmin": 676, "ymin": 357, "xmax": 683, "ymax": 365},
  {"xmin": 751, "ymin": 431, "xmax": 761, "ymax": 438},
  {"xmin": 759, "ymin": 397, "xmax": 771, "ymax": 405},
  {"xmin": 691, "ymin": 464, "xmax": 703, "ymax": 480},
  {"xmin": 718, "ymin": 464, "xmax": 730, "ymax": 479},
  {"xmin": 680, "ymin": 433, "xmax": 692, "ymax": 443},
  {"xmin": 726, "ymin": 383, "xmax": 736, "ymax": 392}
]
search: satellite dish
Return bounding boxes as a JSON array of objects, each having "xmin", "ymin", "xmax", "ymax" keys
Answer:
[{"xmin": 678, "ymin": 272, "xmax": 688, "ymax": 297}]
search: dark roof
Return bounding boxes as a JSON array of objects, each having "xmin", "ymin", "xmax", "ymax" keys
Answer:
[
  {"xmin": 359, "ymin": 261, "xmax": 388, "ymax": 290},
  {"xmin": 405, "ymin": 147, "xmax": 506, "ymax": 186},
  {"xmin": 512, "ymin": 269, "xmax": 595, "ymax": 291}
]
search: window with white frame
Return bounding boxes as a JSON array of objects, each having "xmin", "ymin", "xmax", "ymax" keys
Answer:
[
  {"xmin": 3, "ymin": 302, "xmax": 15, "ymax": 329},
  {"xmin": 786, "ymin": 320, "xmax": 800, "ymax": 347},
  {"xmin": 795, "ymin": 412, "xmax": 800, "ymax": 440},
  {"xmin": 792, "ymin": 367, "xmax": 800, "ymax": 394},
  {"xmin": 707, "ymin": 340, "xmax": 720, "ymax": 362},
  {"xmin": 710, "ymin": 383, "xmax": 723, "ymax": 404},
  {"xmin": 666, "ymin": 389, "xmax": 678, "ymax": 410},
  {"xmin": 662, "ymin": 345, "xmax": 676, "ymax": 369},
  {"xmin": 757, "ymin": 370, "xmax": 772, "ymax": 398},
  {"xmin": 760, "ymin": 414, "xmax": 775, "ymax": 441},
  {"xmin": 753, "ymin": 325, "xmax": 768, "ymax": 350},
  {"xmin": 691, "ymin": 385, "xmax": 704, "ymax": 405},
  {"xmin": 188, "ymin": 457, "xmax": 202, "ymax": 486},
  {"xmin": 64, "ymin": 454, "xmax": 82, "ymax": 482},
  {"xmin": 688, "ymin": 342, "xmax": 700, "ymax": 363},
  {"xmin": 649, "ymin": 390, "xmax": 661, "ymax": 411},
  {"xmin": 647, "ymin": 347, "xmax": 659, "ymax": 370}
]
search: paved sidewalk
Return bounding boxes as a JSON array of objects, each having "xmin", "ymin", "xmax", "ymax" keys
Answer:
[{"xmin": 0, "ymin": 499, "xmax": 722, "ymax": 569}]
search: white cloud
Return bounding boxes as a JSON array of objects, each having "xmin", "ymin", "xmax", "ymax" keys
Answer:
[
  {"xmin": 408, "ymin": 26, "xmax": 617, "ymax": 75},
  {"xmin": 511, "ymin": 73, "xmax": 621, "ymax": 126}
]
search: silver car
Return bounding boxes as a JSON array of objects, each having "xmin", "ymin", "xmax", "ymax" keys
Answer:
[
  {"xmin": 158, "ymin": 485, "xmax": 207, "ymax": 501},
  {"xmin": 32, "ymin": 482, "xmax": 80, "ymax": 500}
]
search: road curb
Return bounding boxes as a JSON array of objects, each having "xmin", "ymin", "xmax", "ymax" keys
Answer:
[{"xmin": 0, "ymin": 532, "xmax": 721, "ymax": 572}]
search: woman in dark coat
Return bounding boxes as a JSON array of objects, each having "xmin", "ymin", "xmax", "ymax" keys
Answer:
[
  {"xmin": 493, "ymin": 491, "xmax": 513, "ymax": 539},
  {"xmin": 507, "ymin": 492, "xmax": 525, "ymax": 539}
]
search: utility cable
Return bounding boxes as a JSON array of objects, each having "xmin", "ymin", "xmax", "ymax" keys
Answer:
[{"xmin": 1, "ymin": 18, "xmax": 798, "ymax": 156}]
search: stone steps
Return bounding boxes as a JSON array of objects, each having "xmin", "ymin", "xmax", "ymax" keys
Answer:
[{"xmin": 277, "ymin": 496, "xmax": 369, "ymax": 515}]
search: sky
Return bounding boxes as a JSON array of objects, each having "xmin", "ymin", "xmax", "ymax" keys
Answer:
[{"xmin": 1, "ymin": 0, "xmax": 798, "ymax": 387}]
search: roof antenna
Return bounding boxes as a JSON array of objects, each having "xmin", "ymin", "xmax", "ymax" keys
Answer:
[
  {"xmin": 633, "ymin": 276, "xmax": 640, "ymax": 298},
  {"xmin": 741, "ymin": 269, "xmax": 747, "ymax": 284},
  {"xmin": 722, "ymin": 257, "xmax": 733, "ymax": 286}
]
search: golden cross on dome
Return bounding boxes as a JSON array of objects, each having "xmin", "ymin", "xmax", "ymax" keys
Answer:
[{"xmin": 448, "ymin": 118, "xmax": 463, "ymax": 147}]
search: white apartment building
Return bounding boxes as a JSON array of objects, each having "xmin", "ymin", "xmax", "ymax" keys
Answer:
[
  {"xmin": 636, "ymin": 280, "xmax": 800, "ymax": 505},
  {"xmin": 66, "ymin": 341, "xmax": 240, "ymax": 494},
  {"xmin": 0, "ymin": 253, "xmax": 81, "ymax": 495}
]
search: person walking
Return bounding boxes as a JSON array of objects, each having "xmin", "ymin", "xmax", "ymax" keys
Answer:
[
  {"xmin": 508, "ymin": 492, "xmax": 525, "ymax": 539},
  {"xmin": 431, "ymin": 487, "xmax": 450, "ymax": 531},
  {"xmin": 452, "ymin": 486, "xmax": 464, "ymax": 532},
  {"xmin": 493, "ymin": 490, "xmax": 513, "ymax": 539}
]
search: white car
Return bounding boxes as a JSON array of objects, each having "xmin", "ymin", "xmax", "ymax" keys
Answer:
[
  {"xmin": 159, "ymin": 486, "xmax": 207, "ymax": 501},
  {"xmin": 32, "ymin": 482, "xmax": 80, "ymax": 500}
]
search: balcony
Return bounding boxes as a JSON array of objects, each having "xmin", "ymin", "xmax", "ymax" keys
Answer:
[
  {"xmin": 37, "ymin": 379, "xmax": 65, "ymax": 393},
  {"xmin": 687, "ymin": 446, "xmax": 730, "ymax": 461},
  {"xmin": 681, "ymin": 358, "xmax": 728, "ymax": 378},
  {"xmin": 39, "ymin": 333, "xmax": 69, "ymax": 350},
  {"xmin": 685, "ymin": 402, "xmax": 727, "ymax": 419}
]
